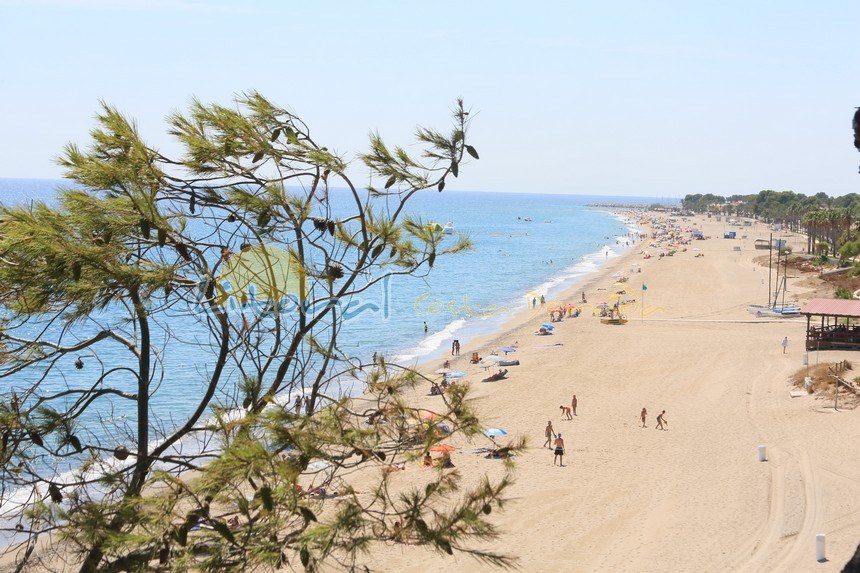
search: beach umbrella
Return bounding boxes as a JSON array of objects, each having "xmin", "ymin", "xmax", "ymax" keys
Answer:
[
  {"xmin": 497, "ymin": 346, "xmax": 517, "ymax": 354},
  {"xmin": 483, "ymin": 428, "xmax": 507, "ymax": 438},
  {"xmin": 435, "ymin": 368, "xmax": 453, "ymax": 375},
  {"xmin": 481, "ymin": 355, "xmax": 502, "ymax": 364},
  {"xmin": 541, "ymin": 323, "xmax": 555, "ymax": 330},
  {"xmin": 612, "ymin": 281, "xmax": 626, "ymax": 287},
  {"xmin": 611, "ymin": 272, "xmax": 622, "ymax": 278},
  {"xmin": 417, "ymin": 410, "xmax": 439, "ymax": 420},
  {"xmin": 608, "ymin": 293, "xmax": 622, "ymax": 300},
  {"xmin": 446, "ymin": 371, "xmax": 466, "ymax": 378},
  {"xmin": 430, "ymin": 444, "xmax": 456, "ymax": 454}
]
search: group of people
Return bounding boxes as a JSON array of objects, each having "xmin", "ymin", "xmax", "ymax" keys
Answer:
[
  {"xmin": 543, "ymin": 420, "xmax": 566, "ymax": 466},
  {"xmin": 640, "ymin": 407, "xmax": 668, "ymax": 430},
  {"xmin": 451, "ymin": 339, "xmax": 461, "ymax": 355},
  {"xmin": 421, "ymin": 452, "xmax": 455, "ymax": 469},
  {"xmin": 545, "ymin": 398, "xmax": 672, "ymax": 468},
  {"xmin": 293, "ymin": 394, "xmax": 313, "ymax": 416},
  {"xmin": 559, "ymin": 394, "xmax": 577, "ymax": 419},
  {"xmin": 545, "ymin": 395, "xmax": 577, "ymax": 465}
]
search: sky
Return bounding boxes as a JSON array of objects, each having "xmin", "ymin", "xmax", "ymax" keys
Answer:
[{"xmin": 1, "ymin": 0, "xmax": 860, "ymax": 198}]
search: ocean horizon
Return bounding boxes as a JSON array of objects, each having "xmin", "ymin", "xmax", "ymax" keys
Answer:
[
  {"xmin": 0, "ymin": 177, "xmax": 662, "ymax": 524},
  {"xmin": 0, "ymin": 177, "xmax": 670, "ymax": 368}
]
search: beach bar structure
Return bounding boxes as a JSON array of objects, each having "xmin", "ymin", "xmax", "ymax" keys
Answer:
[{"xmin": 801, "ymin": 298, "xmax": 860, "ymax": 350}]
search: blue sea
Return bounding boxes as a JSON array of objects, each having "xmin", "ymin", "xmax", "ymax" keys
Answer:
[
  {"xmin": 0, "ymin": 177, "xmax": 664, "ymax": 520},
  {"xmin": 0, "ymin": 178, "xmax": 653, "ymax": 374}
]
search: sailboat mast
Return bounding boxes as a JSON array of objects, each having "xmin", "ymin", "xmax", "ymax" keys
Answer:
[{"xmin": 768, "ymin": 233, "xmax": 773, "ymax": 307}]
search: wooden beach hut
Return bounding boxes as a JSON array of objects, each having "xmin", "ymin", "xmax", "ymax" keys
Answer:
[{"xmin": 801, "ymin": 298, "xmax": 860, "ymax": 350}]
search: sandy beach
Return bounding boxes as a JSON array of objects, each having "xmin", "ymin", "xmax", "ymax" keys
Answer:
[
  {"xmin": 359, "ymin": 213, "xmax": 860, "ymax": 572},
  {"xmin": 4, "ymin": 212, "xmax": 859, "ymax": 573}
]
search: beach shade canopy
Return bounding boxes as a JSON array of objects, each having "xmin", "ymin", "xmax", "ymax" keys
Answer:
[
  {"xmin": 541, "ymin": 323, "xmax": 555, "ymax": 330},
  {"xmin": 483, "ymin": 428, "xmax": 507, "ymax": 438},
  {"xmin": 446, "ymin": 371, "xmax": 466, "ymax": 378},
  {"xmin": 434, "ymin": 368, "xmax": 453, "ymax": 375},
  {"xmin": 481, "ymin": 355, "xmax": 502, "ymax": 364},
  {"xmin": 632, "ymin": 262, "xmax": 640, "ymax": 266},
  {"xmin": 417, "ymin": 410, "xmax": 440, "ymax": 420},
  {"xmin": 613, "ymin": 281, "xmax": 626, "ymax": 287},
  {"xmin": 498, "ymin": 346, "xmax": 517, "ymax": 354},
  {"xmin": 611, "ymin": 272, "xmax": 622, "ymax": 278},
  {"xmin": 608, "ymin": 293, "xmax": 622, "ymax": 299},
  {"xmin": 430, "ymin": 444, "xmax": 456, "ymax": 454}
]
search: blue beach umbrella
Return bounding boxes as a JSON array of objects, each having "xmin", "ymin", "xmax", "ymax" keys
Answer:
[
  {"xmin": 498, "ymin": 346, "xmax": 517, "ymax": 354},
  {"xmin": 446, "ymin": 371, "xmax": 466, "ymax": 378},
  {"xmin": 541, "ymin": 323, "xmax": 555, "ymax": 330},
  {"xmin": 483, "ymin": 428, "xmax": 507, "ymax": 438}
]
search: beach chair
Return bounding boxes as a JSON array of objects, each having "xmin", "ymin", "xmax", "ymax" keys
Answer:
[{"xmin": 470, "ymin": 352, "xmax": 480, "ymax": 364}]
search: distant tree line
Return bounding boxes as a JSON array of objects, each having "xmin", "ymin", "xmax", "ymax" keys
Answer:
[{"xmin": 681, "ymin": 190, "xmax": 860, "ymax": 256}]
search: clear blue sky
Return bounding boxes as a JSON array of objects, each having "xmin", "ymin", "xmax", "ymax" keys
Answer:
[{"xmin": 2, "ymin": 0, "xmax": 859, "ymax": 198}]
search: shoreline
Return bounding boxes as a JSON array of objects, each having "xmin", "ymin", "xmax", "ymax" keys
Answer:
[
  {"xmin": 359, "ymin": 212, "xmax": 860, "ymax": 572},
  {"xmin": 392, "ymin": 209, "xmax": 642, "ymax": 366},
  {"xmin": 8, "ymin": 212, "xmax": 860, "ymax": 572}
]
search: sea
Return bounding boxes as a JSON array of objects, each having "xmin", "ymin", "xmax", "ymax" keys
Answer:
[{"xmin": 0, "ymin": 177, "xmax": 667, "ymax": 533}]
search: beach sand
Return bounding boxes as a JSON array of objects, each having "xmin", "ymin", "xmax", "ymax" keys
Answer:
[
  {"xmin": 358, "ymin": 213, "xmax": 860, "ymax": 572},
  {"xmin": 4, "ymin": 213, "xmax": 859, "ymax": 573}
]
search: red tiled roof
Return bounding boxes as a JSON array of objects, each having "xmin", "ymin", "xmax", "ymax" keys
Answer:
[{"xmin": 800, "ymin": 298, "xmax": 860, "ymax": 317}]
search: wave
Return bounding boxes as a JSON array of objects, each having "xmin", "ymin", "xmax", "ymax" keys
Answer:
[
  {"xmin": 385, "ymin": 213, "xmax": 644, "ymax": 366},
  {"xmin": 392, "ymin": 318, "xmax": 467, "ymax": 363}
]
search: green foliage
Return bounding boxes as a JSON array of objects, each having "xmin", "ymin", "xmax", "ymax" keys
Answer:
[
  {"xmin": 0, "ymin": 94, "xmax": 517, "ymax": 571},
  {"xmin": 840, "ymin": 240, "xmax": 860, "ymax": 265},
  {"xmin": 836, "ymin": 287, "xmax": 854, "ymax": 299}
]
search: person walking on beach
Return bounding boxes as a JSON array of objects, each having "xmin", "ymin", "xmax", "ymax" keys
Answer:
[
  {"xmin": 540, "ymin": 295, "xmax": 546, "ymax": 307},
  {"xmin": 656, "ymin": 410, "xmax": 667, "ymax": 431},
  {"xmin": 571, "ymin": 394, "xmax": 577, "ymax": 416},
  {"xmin": 781, "ymin": 336, "xmax": 788, "ymax": 354},
  {"xmin": 640, "ymin": 407, "xmax": 647, "ymax": 428},
  {"xmin": 543, "ymin": 420, "xmax": 556, "ymax": 449},
  {"xmin": 454, "ymin": 340, "xmax": 460, "ymax": 355},
  {"xmin": 553, "ymin": 433, "xmax": 566, "ymax": 466},
  {"xmin": 532, "ymin": 297, "xmax": 537, "ymax": 309},
  {"xmin": 451, "ymin": 341, "xmax": 456, "ymax": 355}
]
